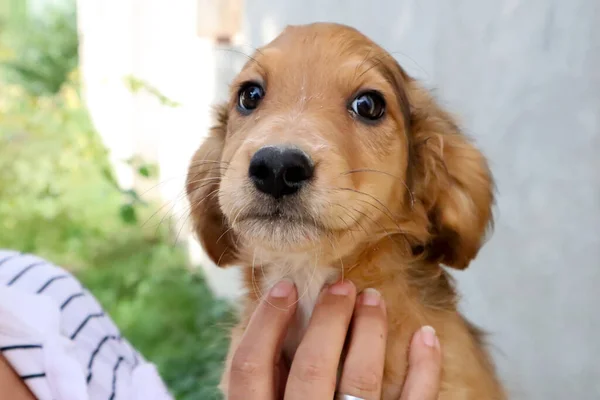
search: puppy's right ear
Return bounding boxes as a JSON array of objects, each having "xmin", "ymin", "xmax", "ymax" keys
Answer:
[{"xmin": 186, "ymin": 104, "xmax": 237, "ymax": 267}]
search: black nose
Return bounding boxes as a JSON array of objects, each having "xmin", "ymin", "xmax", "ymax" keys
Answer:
[{"xmin": 248, "ymin": 147, "xmax": 314, "ymax": 199}]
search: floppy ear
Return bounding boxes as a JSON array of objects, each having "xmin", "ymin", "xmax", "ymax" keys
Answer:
[
  {"xmin": 407, "ymin": 82, "xmax": 494, "ymax": 269},
  {"xmin": 186, "ymin": 104, "xmax": 238, "ymax": 267}
]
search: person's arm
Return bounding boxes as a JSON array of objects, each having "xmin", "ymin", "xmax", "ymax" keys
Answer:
[{"xmin": 0, "ymin": 353, "xmax": 37, "ymax": 400}]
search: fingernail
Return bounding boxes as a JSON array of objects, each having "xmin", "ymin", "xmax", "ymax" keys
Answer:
[
  {"xmin": 328, "ymin": 280, "xmax": 353, "ymax": 296},
  {"xmin": 360, "ymin": 288, "xmax": 381, "ymax": 306},
  {"xmin": 270, "ymin": 279, "xmax": 294, "ymax": 298},
  {"xmin": 420, "ymin": 325, "xmax": 438, "ymax": 348}
]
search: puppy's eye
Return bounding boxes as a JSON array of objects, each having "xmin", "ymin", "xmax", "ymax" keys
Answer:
[
  {"xmin": 238, "ymin": 83, "xmax": 265, "ymax": 113},
  {"xmin": 350, "ymin": 91, "xmax": 386, "ymax": 121}
]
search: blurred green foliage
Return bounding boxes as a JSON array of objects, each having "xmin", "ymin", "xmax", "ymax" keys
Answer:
[
  {"xmin": 0, "ymin": 1, "xmax": 231, "ymax": 399},
  {"xmin": 0, "ymin": 0, "xmax": 78, "ymax": 96},
  {"xmin": 0, "ymin": 72, "xmax": 123, "ymax": 265}
]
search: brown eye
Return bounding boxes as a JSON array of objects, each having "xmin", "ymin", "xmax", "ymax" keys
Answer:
[
  {"xmin": 237, "ymin": 83, "xmax": 265, "ymax": 113},
  {"xmin": 350, "ymin": 91, "xmax": 386, "ymax": 121}
]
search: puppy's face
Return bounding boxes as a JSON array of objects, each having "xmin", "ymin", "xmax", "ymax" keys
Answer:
[
  {"xmin": 187, "ymin": 23, "xmax": 494, "ymax": 269},
  {"xmin": 219, "ymin": 25, "xmax": 412, "ymax": 255}
]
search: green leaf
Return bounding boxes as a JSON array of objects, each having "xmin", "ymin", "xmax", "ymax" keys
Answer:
[
  {"xmin": 124, "ymin": 74, "xmax": 180, "ymax": 108},
  {"xmin": 101, "ymin": 166, "xmax": 119, "ymax": 188},
  {"xmin": 119, "ymin": 203, "xmax": 137, "ymax": 224},
  {"xmin": 138, "ymin": 165, "xmax": 151, "ymax": 178},
  {"xmin": 137, "ymin": 163, "xmax": 158, "ymax": 179}
]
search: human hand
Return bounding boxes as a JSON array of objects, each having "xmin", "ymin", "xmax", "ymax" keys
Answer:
[{"xmin": 226, "ymin": 279, "xmax": 441, "ymax": 400}]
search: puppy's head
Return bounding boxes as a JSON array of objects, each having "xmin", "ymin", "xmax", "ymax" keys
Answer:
[{"xmin": 186, "ymin": 23, "xmax": 493, "ymax": 269}]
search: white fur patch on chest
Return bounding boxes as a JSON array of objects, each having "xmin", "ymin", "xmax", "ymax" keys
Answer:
[{"xmin": 262, "ymin": 261, "xmax": 339, "ymax": 360}]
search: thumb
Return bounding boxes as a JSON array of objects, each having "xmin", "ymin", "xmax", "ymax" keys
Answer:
[{"xmin": 400, "ymin": 326, "xmax": 442, "ymax": 400}]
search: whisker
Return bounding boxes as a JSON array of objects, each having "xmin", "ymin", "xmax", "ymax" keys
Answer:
[
  {"xmin": 133, "ymin": 165, "xmax": 229, "ymax": 199},
  {"xmin": 215, "ymin": 226, "xmax": 234, "ymax": 246},
  {"xmin": 231, "ymin": 203, "xmax": 248, "ymax": 230},
  {"xmin": 358, "ymin": 56, "xmax": 385, "ymax": 80},
  {"xmin": 339, "ymin": 168, "xmax": 415, "ymax": 208},
  {"xmin": 143, "ymin": 174, "xmax": 221, "ymax": 218},
  {"xmin": 353, "ymin": 49, "xmax": 429, "ymax": 81},
  {"xmin": 258, "ymin": 248, "xmax": 271, "ymax": 293},
  {"xmin": 251, "ymin": 248, "xmax": 263, "ymax": 303},
  {"xmin": 173, "ymin": 210, "xmax": 193, "ymax": 245},
  {"xmin": 141, "ymin": 199, "xmax": 178, "ymax": 229},
  {"xmin": 354, "ymin": 197, "xmax": 410, "ymax": 236},
  {"xmin": 387, "ymin": 50, "xmax": 430, "ymax": 80},
  {"xmin": 335, "ymin": 213, "xmax": 357, "ymax": 242},
  {"xmin": 291, "ymin": 248, "xmax": 320, "ymax": 309},
  {"xmin": 253, "ymin": 249, "xmax": 302, "ymax": 311},
  {"xmin": 150, "ymin": 188, "xmax": 204, "ymax": 234},
  {"xmin": 340, "ymin": 201, "xmax": 394, "ymax": 238},
  {"xmin": 135, "ymin": 176, "xmax": 193, "ymax": 198},
  {"xmin": 328, "ymin": 202, "xmax": 368, "ymax": 236},
  {"xmin": 336, "ymin": 187, "xmax": 395, "ymax": 216},
  {"xmin": 186, "ymin": 188, "xmax": 220, "ymax": 218},
  {"xmin": 185, "ymin": 159, "xmax": 230, "ymax": 170},
  {"xmin": 330, "ymin": 187, "xmax": 400, "ymax": 230},
  {"xmin": 215, "ymin": 245, "xmax": 232, "ymax": 267},
  {"xmin": 353, "ymin": 47, "xmax": 375, "ymax": 82},
  {"xmin": 326, "ymin": 232, "xmax": 344, "ymax": 284},
  {"xmin": 187, "ymin": 159, "xmax": 230, "ymax": 167},
  {"xmin": 170, "ymin": 195, "xmax": 209, "ymax": 241},
  {"xmin": 184, "ymin": 176, "xmax": 221, "ymax": 187},
  {"xmin": 217, "ymin": 45, "xmax": 265, "ymax": 71},
  {"xmin": 140, "ymin": 189, "xmax": 196, "ymax": 231}
]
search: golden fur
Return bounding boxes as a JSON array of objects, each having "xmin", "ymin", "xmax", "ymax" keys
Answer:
[{"xmin": 186, "ymin": 22, "xmax": 506, "ymax": 399}]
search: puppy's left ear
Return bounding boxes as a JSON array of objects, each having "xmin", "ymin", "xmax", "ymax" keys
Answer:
[
  {"xmin": 407, "ymin": 82, "xmax": 494, "ymax": 269},
  {"xmin": 186, "ymin": 104, "xmax": 238, "ymax": 267}
]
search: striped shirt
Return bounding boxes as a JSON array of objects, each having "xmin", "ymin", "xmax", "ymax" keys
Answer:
[{"xmin": 0, "ymin": 250, "xmax": 173, "ymax": 400}]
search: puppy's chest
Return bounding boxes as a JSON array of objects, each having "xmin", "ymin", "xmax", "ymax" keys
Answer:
[{"xmin": 261, "ymin": 262, "xmax": 339, "ymax": 360}]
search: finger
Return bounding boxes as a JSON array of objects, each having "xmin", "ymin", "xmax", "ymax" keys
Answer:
[
  {"xmin": 228, "ymin": 279, "xmax": 298, "ymax": 400},
  {"xmin": 400, "ymin": 325, "xmax": 442, "ymax": 400},
  {"xmin": 337, "ymin": 288, "xmax": 388, "ymax": 400},
  {"xmin": 285, "ymin": 280, "xmax": 357, "ymax": 400}
]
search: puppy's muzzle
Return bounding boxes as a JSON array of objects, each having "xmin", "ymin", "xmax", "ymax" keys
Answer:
[{"xmin": 248, "ymin": 146, "xmax": 314, "ymax": 199}]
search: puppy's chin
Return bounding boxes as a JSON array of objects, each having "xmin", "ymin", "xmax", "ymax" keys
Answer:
[{"xmin": 231, "ymin": 216, "xmax": 324, "ymax": 253}]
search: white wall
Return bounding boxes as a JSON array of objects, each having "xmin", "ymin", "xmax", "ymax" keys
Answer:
[
  {"xmin": 78, "ymin": 0, "xmax": 600, "ymax": 398},
  {"xmin": 76, "ymin": 0, "xmax": 244, "ymax": 298}
]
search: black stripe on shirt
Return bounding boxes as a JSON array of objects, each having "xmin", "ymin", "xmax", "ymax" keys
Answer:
[
  {"xmin": 21, "ymin": 373, "xmax": 46, "ymax": 380},
  {"xmin": 60, "ymin": 291, "xmax": 84, "ymax": 310},
  {"xmin": 36, "ymin": 275, "xmax": 69, "ymax": 293},
  {"xmin": 108, "ymin": 357, "xmax": 124, "ymax": 400},
  {"xmin": 70, "ymin": 312, "xmax": 105, "ymax": 339},
  {"xmin": 7, "ymin": 261, "xmax": 46, "ymax": 286},
  {"xmin": 0, "ymin": 344, "xmax": 43, "ymax": 351},
  {"xmin": 86, "ymin": 335, "xmax": 120, "ymax": 383},
  {"xmin": 0, "ymin": 253, "xmax": 20, "ymax": 267}
]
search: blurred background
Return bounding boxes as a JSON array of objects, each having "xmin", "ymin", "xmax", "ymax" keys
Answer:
[{"xmin": 0, "ymin": 0, "xmax": 598, "ymax": 399}]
